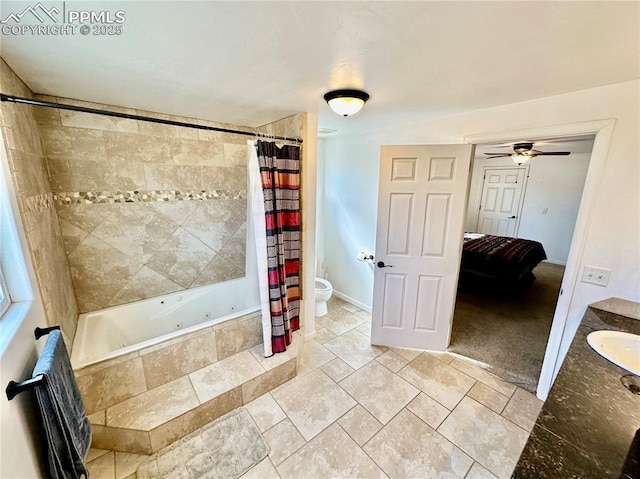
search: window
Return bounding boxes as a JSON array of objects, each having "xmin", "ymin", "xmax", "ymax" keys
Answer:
[{"xmin": 0, "ymin": 264, "xmax": 10, "ymax": 317}]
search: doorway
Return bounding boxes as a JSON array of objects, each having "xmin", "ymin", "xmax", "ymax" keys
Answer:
[{"xmin": 449, "ymin": 135, "xmax": 595, "ymax": 392}]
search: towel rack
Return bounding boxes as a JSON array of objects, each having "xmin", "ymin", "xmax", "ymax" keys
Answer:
[{"xmin": 5, "ymin": 326, "xmax": 60, "ymax": 400}]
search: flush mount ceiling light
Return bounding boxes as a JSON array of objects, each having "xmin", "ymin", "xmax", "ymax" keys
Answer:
[{"xmin": 323, "ymin": 89, "xmax": 370, "ymax": 117}]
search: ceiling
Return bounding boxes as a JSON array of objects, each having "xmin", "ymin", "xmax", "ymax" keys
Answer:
[{"xmin": 1, "ymin": 1, "xmax": 638, "ymax": 136}]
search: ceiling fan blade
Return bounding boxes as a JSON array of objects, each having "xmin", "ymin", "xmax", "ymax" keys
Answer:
[
  {"xmin": 484, "ymin": 153, "xmax": 511, "ymax": 157},
  {"xmin": 531, "ymin": 151, "xmax": 571, "ymax": 156},
  {"xmin": 485, "ymin": 154, "xmax": 511, "ymax": 159}
]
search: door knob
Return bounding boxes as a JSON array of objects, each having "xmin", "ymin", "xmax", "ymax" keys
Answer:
[
  {"xmin": 508, "ymin": 216, "xmax": 517, "ymax": 219},
  {"xmin": 377, "ymin": 261, "xmax": 393, "ymax": 268}
]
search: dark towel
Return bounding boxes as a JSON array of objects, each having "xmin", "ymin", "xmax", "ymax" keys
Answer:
[
  {"xmin": 33, "ymin": 330, "xmax": 92, "ymax": 479},
  {"xmin": 621, "ymin": 428, "xmax": 640, "ymax": 479}
]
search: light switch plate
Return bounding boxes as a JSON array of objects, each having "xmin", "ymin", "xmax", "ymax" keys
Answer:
[{"xmin": 581, "ymin": 266, "xmax": 611, "ymax": 286}]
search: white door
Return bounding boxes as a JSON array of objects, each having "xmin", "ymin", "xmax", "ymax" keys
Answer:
[
  {"xmin": 371, "ymin": 144, "xmax": 474, "ymax": 350},
  {"xmin": 476, "ymin": 167, "xmax": 527, "ymax": 237}
]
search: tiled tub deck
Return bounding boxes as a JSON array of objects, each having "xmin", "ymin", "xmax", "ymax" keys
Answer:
[{"xmin": 75, "ymin": 311, "xmax": 301, "ymax": 454}]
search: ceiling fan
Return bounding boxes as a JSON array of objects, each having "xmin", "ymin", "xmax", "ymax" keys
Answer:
[{"xmin": 484, "ymin": 142, "xmax": 570, "ymax": 165}]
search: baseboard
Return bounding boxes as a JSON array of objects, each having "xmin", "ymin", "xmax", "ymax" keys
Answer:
[
  {"xmin": 543, "ymin": 259, "xmax": 567, "ymax": 266},
  {"xmin": 333, "ymin": 290, "xmax": 372, "ymax": 313}
]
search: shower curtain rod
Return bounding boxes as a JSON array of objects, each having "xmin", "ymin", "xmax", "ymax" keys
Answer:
[{"xmin": 0, "ymin": 93, "xmax": 303, "ymax": 143}]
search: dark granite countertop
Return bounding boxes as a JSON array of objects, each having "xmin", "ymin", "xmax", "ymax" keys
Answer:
[{"xmin": 513, "ymin": 307, "xmax": 640, "ymax": 479}]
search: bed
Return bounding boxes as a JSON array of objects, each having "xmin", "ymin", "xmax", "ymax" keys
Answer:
[{"xmin": 459, "ymin": 233, "xmax": 547, "ymax": 293}]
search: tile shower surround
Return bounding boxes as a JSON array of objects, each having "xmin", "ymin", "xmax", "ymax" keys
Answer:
[
  {"xmin": 0, "ymin": 58, "xmax": 79, "ymax": 342},
  {"xmin": 35, "ymin": 94, "xmax": 255, "ymax": 313},
  {"xmin": 33, "ymin": 91, "xmax": 304, "ymax": 313}
]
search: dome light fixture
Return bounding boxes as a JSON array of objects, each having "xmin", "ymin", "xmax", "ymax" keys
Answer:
[
  {"xmin": 323, "ymin": 89, "xmax": 370, "ymax": 117},
  {"xmin": 511, "ymin": 153, "xmax": 532, "ymax": 165}
]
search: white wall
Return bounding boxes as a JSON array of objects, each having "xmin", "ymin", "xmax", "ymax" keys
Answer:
[
  {"xmin": 315, "ymin": 138, "xmax": 326, "ymax": 278},
  {"xmin": 0, "ymin": 132, "xmax": 48, "ymax": 478},
  {"xmin": 324, "ymin": 137, "xmax": 379, "ymax": 307},
  {"xmin": 466, "ymin": 152, "xmax": 591, "ymax": 264},
  {"xmin": 322, "ymin": 80, "xmax": 639, "ymax": 374}
]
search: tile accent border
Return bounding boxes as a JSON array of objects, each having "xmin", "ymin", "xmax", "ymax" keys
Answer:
[{"xmin": 54, "ymin": 189, "xmax": 247, "ymax": 205}]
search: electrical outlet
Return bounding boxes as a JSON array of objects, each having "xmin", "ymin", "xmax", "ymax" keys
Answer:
[{"xmin": 581, "ymin": 266, "xmax": 611, "ymax": 286}]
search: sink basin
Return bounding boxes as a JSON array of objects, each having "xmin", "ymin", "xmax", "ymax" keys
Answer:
[{"xmin": 587, "ymin": 331, "xmax": 640, "ymax": 376}]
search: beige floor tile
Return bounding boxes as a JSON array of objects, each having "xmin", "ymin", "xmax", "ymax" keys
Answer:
[
  {"xmin": 339, "ymin": 361, "xmax": 419, "ymax": 424},
  {"xmin": 296, "ymin": 339, "xmax": 336, "ymax": 376},
  {"xmin": 355, "ymin": 310, "xmax": 372, "ymax": 321},
  {"xmin": 406, "ymin": 392, "xmax": 451, "ymax": 429},
  {"xmin": 314, "ymin": 327, "xmax": 337, "ymax": 344},
  {"xmin": 272, "ymin": 369, "xmax": 356, "ymax": 441},
  {"xmin": 438, "ymin": 397, "xmax": 529, "ymax": 479},
  {"xmin": 263, "ymin": 419, "xmax": 306, "ymax": 466},
  {"xmin": 364, "ymin": 409, "xmax": 473, "ymax": 478},
  {"xmin": 375, "ymin": 350, "xmax": 409, "ymax": 373},
  {"xmin": 324, "ymin": 329, "xmax": 385, "ymax": 370},
  {"xmin": 338, "ymin": 404, "xmax": 383, "ymax": 446},
  {"xmin": 341, "ymin": 303, "xmax": 361, "ymax": 313},
  {"xmin": 88, "ymin": 410, "xmax": 106, "ymax": 426},
  {"xmin": 501, "ymin": 388, "xmax": 543, "ymax": 431},
  {"xmin": 87, "ymin": 451, "xmax": 115, "ymax": 479},
  {"xmin": 388, "ymin": 346, "xmax": 421, "ymax": 361},
  {"xmin": 398, "ymin": 353, "xmax": 475, "ymax": 409},
  {"xmin": 248, "ymin": 339, "xmax": 299, "ymax": 372},
  {"xmin": 321, "ymin": 308, "xmax": 368, "ymax": 336},
  {"xmin": 356, "ymin": 322, "xmax": 371, "ymax": 336},
  {"xmin": 321, "ymin": 357, "xmax": 355, "ymax": 382},
  {"xmin": 325, "ymin": 296, "xmax": 347, "ymax": 312},
  {"xmin": 277, "ymin": 423, "xmax": 386, "ymax": 479},
  {"xmin": 466, "ymin": 462, "xmax": 498, "ymax": 479},
  {"xmin": 268, "ymin": 373, "xmax": 303, "ymax": 396},
  {"xmin": 449, "ymin": 358, "xmax": 516, "ymax": 398},
  {"xmin": 189, "ymin": 350, "xmax": 265, "ymax": 403},
  {"xmin": 314, "ymin": 314, "xmax": 329, "ymax": 330},
  {"xmin": 245, "ymin": 393, "xmax": 287, "ymax": 433},
  {"xmin": 239, "ymin": 457, "xmax": 280, "ymax": 478},
  {"xmin": 87, "ymin": 448, "xmax": 110, "ymax": 462},
  {"xmin": 427, "ymin": 350, "xmax": 457, "ymax": 364},
  {"xmin": 467, "ymin": 382, "xmax": 510, "ymax": 414},
  {"xmin": 115, "ymin": 452, "xmax": 148, "ymax": 479},
  {"xmin": 106, "ymin": 376, "xmax": 199, "ymax": 430}
]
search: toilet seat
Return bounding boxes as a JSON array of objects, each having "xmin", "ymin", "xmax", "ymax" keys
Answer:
[
  {"xmin": 314, "ymin": 277, "xmax": 333, "ymax": 317},
  {"xmin": 315, "ymin": 277, "xmax": 332, "ymax": 292}
]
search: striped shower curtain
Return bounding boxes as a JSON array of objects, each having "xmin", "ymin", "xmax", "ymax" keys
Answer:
[{"xmin": 249, "ymin": 140, "xmax": 301, "ymax": 356}]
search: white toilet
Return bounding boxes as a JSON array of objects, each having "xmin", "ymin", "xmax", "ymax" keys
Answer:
[{"xmin": 314, "ymin": 277, "xmax": 334, "ymax": 317}]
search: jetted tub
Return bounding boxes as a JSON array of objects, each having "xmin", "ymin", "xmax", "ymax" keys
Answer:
[{"xmin": 70, "ymin": 281, "xmax": 260, "ymax": 369}]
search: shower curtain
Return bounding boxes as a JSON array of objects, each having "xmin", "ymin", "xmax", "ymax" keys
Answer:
[{"xmin": 249, "ymin": 140, "xmax": 301, "ymax": 357}]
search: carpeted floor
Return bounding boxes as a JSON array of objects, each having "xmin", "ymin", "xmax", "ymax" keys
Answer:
[{"xmin": 449, "ymin": 262, "xmax": 565, "ymax": 393}]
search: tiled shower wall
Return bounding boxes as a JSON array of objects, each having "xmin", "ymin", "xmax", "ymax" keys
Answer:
[
  {"xmin": 34, "ymin": 96, "xmax": 252, "ymax": 313},
  {"xmin": 0, "ymin": 59, "xmax": 79, "ymax": 341}
]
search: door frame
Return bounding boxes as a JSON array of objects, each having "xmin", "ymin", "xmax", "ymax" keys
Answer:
[
  {"xmin": 474, "ymin": 165, "xmax": 530, "ymax": 236},
  {"xmin": 464, "ymin": 119, "xmax": 616, "ymax": 400}
]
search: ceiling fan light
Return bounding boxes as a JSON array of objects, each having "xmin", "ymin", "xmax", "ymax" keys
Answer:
[
  {"xmin": 324, "ymin": 89, "xmax": 370, "ymax": 117},
  {"xmin": 512, "ymin": 153, "xmax": 530, "ymax": 165}
]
